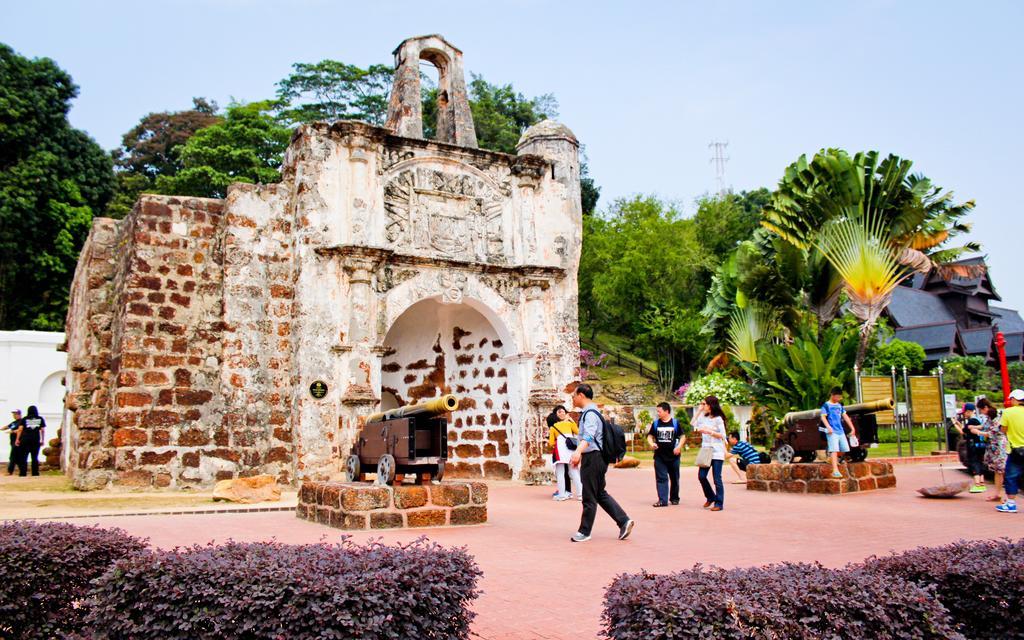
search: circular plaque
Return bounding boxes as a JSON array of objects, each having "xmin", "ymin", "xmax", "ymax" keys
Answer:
[{"xmin": 309, "ymin": 380, "xmax": 328, "ymax": 399}]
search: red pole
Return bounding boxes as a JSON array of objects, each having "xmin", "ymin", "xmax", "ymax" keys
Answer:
[{"xmin": 996, "ymin": 331, "xmax": 1011, "ymax": 400}]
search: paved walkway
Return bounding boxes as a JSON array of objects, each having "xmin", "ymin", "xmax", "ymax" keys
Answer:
[{"xmin": 51, "ymin": 464, "xmax": 1021, "ymax": 639}]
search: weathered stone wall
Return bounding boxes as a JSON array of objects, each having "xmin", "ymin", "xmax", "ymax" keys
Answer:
[
  {"xmin": 63, "ymin": 35, "xmax": 583, "ymax": 489},
  {"xmin": 297, "ymin": 480, "xmax": 488, "ymax": 530},
  {"xmin": 746, "ymin": 462, "xmax": 897, "ymax": 494}
]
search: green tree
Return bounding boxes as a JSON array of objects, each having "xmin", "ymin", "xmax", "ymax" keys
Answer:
[
  {"xmin": 763, "ymin": 149, "xmax": 979, "ymax": 367},
  {"xmin": 871, "ymin": 339, "xmax": 926, "ymax": 374},
  {"xmin": 935, "ymin": 355, "xmax": 998, "ymax": 391},
  {"xmin": 0, "ymin": 43, "xmax": 114, "ymax": 329},
  {"xmin": 155, "ymin": 101, "xmax": 292, "ymax": 199},
  {"xmin": 106, "ymin": 98, "xmax": 222, "ymax": 218},
  {"xmin": 276, "ymin": 61, "xmax": 393, "ymax": 125},
  {"xmin": 692, "ymin": 188, "xmax": 770, "ymax": 259}
]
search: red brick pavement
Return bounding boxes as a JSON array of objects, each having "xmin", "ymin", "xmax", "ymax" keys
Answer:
[{"xmin": 60, "ymin": 464, "xmax": 1021, "ymax": 639}]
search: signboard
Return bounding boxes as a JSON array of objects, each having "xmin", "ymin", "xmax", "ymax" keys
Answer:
[
  {"xmin": 309, "ymin": 380, "xmax": 329, "ymax": 399},
  {"xmin": 860, "ymin": 376, "xmax": 895, "ymax": 425},
  {"xmin": 909, "ymin": 376, "xmax": 944, "ymax": 423}
]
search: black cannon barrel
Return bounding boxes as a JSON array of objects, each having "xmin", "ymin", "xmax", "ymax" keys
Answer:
[
  {"xmin": 783, "ymin": 397, "xmax": 893, "ymax": 426},
  {"xmin": 366, "ymin": 395, "xmax": 459, "ymax": 424}
]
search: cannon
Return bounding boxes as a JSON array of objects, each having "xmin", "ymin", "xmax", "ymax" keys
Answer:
[
  {"xmin": 348, "ymin": 395, "xmax": 458, "ymax": 485},
  {"xmin": 772, "ymin": 398, "xmax": 893, "ymax": 464}
]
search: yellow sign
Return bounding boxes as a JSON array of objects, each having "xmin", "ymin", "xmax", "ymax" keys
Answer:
[
  {"xmin": 861, "ymin": 376, "xmax": 895, "ymax": 425},
  {"xmin": 909, "ymin": 376, "xmax": 944, "ymax": 423}
]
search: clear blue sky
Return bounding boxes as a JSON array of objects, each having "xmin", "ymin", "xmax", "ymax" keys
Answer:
[{"xmin": 5, "ymin": 1, "xmax": 1022, "ymax": 309}]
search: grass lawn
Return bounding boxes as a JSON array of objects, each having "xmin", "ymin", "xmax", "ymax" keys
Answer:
[{"xmin": 625, "ymin": 441, "xmax": 950, "ymax": 467}]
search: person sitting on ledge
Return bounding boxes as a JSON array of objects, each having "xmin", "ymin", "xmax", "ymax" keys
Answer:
[{"xmin": 725, "ymin": 431, "xmax": 764, "ymax": 482}]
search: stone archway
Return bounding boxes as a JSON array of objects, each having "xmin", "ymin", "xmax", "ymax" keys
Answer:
[{"xmin": 381, "ymin": 297, "xmax": 515, "ymax": 478}]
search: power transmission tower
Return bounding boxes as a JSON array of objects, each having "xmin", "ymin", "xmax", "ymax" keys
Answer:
[{"xmin": 708, "ymin": 141, "xmax": 730, "ymax": 196}]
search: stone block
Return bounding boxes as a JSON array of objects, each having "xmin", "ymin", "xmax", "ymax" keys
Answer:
[
  {"xmin": 394, "ymin": 485, "xmax": 429, "ymax": 509},
  {"xmin": 870, "ymin": 461, "xmax": 894, "ymax": 476},
  {"xmin": 808, "ymin": 479, "xmax": 845, "ymax": 495},
  {"xmin": 781, "ymin": 480, "xmax": 807, "ymax": 493},
  {"xmin": 756, "ymin": 464, "xmax": 783, "ymax": 482},
  {"xmin": 469, "ymin": 482, "xmax": 488, "ymax": 505},
  {"xmin": 447, "ymin": 462, "xmax": 483, "ymax": 478},
  {"xmin": 858, "ymin": 477, "xmax": 878, "ymax": 491},
  {"xmin": 406, "ymin": 509, "xmax": 448, "ymax": 528},
  {"xmin": 112, "ymin": 428, "xmax": 148, "ymax": 448},
  {"xmin": 321, "ymin": 484, "xmax": 343, "ymax": 509},
  {"xmin": 431, "ymin": 483, "xmax": 470, "ymax": 507},
  {"xmin": 450, "ymin": 505, "xmax": 487, "ymax": 525},
  {"xmin": 876, "ymin": 474, "xmax": 897, "ymax": 489},
  {"xmin": 370, "ymin": 512, "xmax": 404, "ymax": 529},
  {"xmin": 483, "ymin": 460, "xmax": 512, "ymax": 479},
  {"xmin": 790, "ymin": 464, "xmax": 818, "ymax": 480},
  {"xmin": 341, "ymin": 486, "xmax": 390, "ymax": 511},
  {"xmin": 118, "ymin": 470, "xmax": 153, "ymax": 487},
  {"xmin": 212, "ymin": 474, "xmax": 282, "ymax": 504},
  {"xmin": 746, "ymin": 480, "xmax": 769, "ymax": 492},
  {"xmin": 848, "ymin": 462, "xmax": 872, "ymax": 478}
]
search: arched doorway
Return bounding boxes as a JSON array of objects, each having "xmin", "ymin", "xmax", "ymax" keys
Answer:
[{"xmin": 381, "ymin": 297, "xmax": 514, "ymax": 478}]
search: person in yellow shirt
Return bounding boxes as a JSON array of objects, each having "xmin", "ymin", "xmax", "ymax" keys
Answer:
[
  {"xmin": 547, "ymin": 405, "xmax": 581, "ymax": 501},
  {"xmin": 996, "ymin": 389, "xmax": 1024, "ymax": 513}
]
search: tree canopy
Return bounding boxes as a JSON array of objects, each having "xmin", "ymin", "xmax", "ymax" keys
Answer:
[{"xmin": 0, "ymin": 43, "xmax": 114, "ymax": 330}]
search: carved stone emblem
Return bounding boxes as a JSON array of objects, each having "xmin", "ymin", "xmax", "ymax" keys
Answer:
[
  {"xmin": 439, "ymin": 271, "xmax": 468, "ymax": 304},
  {"xmin": 382, "ymin": 162, "xmax": 506, "ymax": 263}
]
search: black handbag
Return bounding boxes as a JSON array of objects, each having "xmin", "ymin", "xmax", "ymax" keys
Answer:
[{"xmin": 553, "ymin": 425, "xmax": 578, "ymax": 451}]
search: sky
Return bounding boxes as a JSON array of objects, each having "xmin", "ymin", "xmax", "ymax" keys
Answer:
[{"xmin": 4, "ymin": 0, "xmax": 1022, "ymax": 309}]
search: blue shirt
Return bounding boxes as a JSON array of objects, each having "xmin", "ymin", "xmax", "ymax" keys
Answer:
[
  {"xmin": 578, "ymin": 403, "xmax": 603, "ymax": 452},
  {"xmin": 730, "ymin": 441, "xmax": 760, "ymax": 465},
  {"xmin": 821, "ymin": 402, "xmax": 845, "ymax": 434}
]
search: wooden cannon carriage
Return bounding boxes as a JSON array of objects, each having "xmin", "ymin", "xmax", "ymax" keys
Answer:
[{"xmin": 772, "ymin": 397, "xmax": 893, "ymax": 464}]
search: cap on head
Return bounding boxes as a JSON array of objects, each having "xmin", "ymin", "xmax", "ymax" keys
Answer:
[
  {"xmin": 1010, "ymin": 389, "xmax": 1024, "ymax": 402},
  {"xmin": 963, "ymin": 402, "xmax": 976, "ymax": 412}
]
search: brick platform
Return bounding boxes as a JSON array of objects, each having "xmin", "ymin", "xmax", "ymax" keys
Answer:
[
  {"xmin": 746, "ymin": 462, "xmax": 896, "ymax": 495},
  {"xmin": 297, "ymin": 481, "xmax": 488, "ymax": 529}
]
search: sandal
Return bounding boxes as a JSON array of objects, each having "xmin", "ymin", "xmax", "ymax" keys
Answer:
[{"xmin": 652, "ymin": 502, "xmax": 668, "ymax": 507}]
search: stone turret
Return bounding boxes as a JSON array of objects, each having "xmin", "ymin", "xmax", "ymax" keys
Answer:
[{"xmin": 384, "ymin": 34, "xmax": 477, "ymax": 147}]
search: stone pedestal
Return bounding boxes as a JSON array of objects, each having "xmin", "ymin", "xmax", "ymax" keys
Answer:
[
  {"xmin": 297, "ymin": 481, "xmax": 488, "ymax": 529},
  {"xmin": 745, "ymin": 462, "xmax": 896, "ymax": 495}
]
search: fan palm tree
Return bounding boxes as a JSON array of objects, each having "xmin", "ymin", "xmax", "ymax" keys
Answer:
[{"xmin": 762, "ymin": 149, "xmax": 980, "ymax": 367}]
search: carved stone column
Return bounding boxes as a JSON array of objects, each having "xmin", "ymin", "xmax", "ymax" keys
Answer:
[{"xmin": 341, "ymin": 256, "xmax": 381, "ymax": 405}]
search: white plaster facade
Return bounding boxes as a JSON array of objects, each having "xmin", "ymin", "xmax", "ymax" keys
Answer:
[{"xmin": 0, "ymin": 331, "xmax": 66, "ymax": 462}]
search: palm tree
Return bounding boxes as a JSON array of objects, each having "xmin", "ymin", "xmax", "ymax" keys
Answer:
[{"xmin": 762, "ymin": 149, "xmax": 979, "ymax": 367}]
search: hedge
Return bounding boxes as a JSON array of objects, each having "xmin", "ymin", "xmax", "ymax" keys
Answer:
[
  {"xmin": 82, "ymin": 538, "xmax": 482, "ymax": 640},
  {"xmin": 861, "ymin": 538, "xmax": 1024, "ymax": 640},
  {"xmin": 0, "ymin": 521, "xmax": 150, "ymax": 639},
  {"xmin": 603, "ymin": 562, "xmax": 962, "ymax": 640}
]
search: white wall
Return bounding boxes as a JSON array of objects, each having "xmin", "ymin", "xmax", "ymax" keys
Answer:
[{"xmin": 0, "ymin": 331, "xmax": 67, "ymax": 462}]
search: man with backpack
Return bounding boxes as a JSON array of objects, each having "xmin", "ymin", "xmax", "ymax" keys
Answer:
[
  {"xmin": 569, "ymin": 383, "xmax": 634, "ymax": 542},
  {"xmin": 648, "ymin": 402, "xmax": 682, "ymax": 507}
]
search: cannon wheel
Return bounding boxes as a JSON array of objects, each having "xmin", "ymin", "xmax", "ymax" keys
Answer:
[
  {"xmin": 846, "ymin": 447, "xmax": 868, "ymax": 463},
  {"xmin": 773, "ymin": 444, "xmax": 795, "ymax": 464},
  {"xmin": 346, "ymin": 455, "xmax": 361, "ymax": 482},
  {"xmin": 434, "ymin": 461, "xmax": 445, "ymax": 483},
  {"xmin": 376, "ymin": 454, "xmax": 397, "ymax": 486}
]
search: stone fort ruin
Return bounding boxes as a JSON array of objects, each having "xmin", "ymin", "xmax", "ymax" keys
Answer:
[{"xmin": 63, "ymin": 35, "xmax": 582, "ymax": 490}]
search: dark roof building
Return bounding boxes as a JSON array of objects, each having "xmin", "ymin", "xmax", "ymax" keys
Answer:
[{"xmin": 884, "ymin": 258, "xmax": 1023, "ymax": 367}]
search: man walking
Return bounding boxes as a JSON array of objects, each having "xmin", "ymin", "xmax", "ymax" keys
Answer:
[
  {"xmin": 996, "ymin": 388, "xmax": 1024, "ymax": 513},
  {"xmin": 570, "ymin": 383, "xmax": 634, "ymax": 542},
  {"xmin": 648, "ymin": 402, "xmax": 682, "ymax": 506}
]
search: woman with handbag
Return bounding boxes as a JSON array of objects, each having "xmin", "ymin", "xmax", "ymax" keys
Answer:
[
  {"xmin": 548, "ymin": 406, "xmax": 581, "ymax": 501},
  {"xmin": 692, "ymin": 395, "xmax": 728, "ymax": 511}
]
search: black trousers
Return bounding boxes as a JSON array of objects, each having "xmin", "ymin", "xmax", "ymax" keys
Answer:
[
  {"xmin": 578, "ymin": 452, "xmax": 629, "ymax": 536},
  {"xmin": 15, "ymin": 442, "xmax": 40, "ymax": 476},
  {"xmin": 654, "ymin": 455, "xmax": 680, "ymax": 504},
  {"xmin": 7, "ymin": 440, "xmax": 18, "ymax": 474}
]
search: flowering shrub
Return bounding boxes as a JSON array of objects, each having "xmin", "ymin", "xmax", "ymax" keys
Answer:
[
  {"xmin": 604, "ymin": 562, "xmax": 961, "ymax": 640},
  {"xmin": 578, "ymin": 349, "xmax": 609, "ymax": 380},
  {"xmin": 861, "ymin": 538, "xmax": 1024, "ymax": 640},
  {"xmin": 0, "ymin": 521, "xmax": 150, "ymax": 639},
  {"xmin": 673, "ymin": 383, "xmax": 690, "ymax": 400},
  {"xmin": 83, "ymin": 538, "xmax": 482, "ymax": 640},
  {"xmin": 683, "ymin": 372, "xmax": 751, "ymax": 405}
]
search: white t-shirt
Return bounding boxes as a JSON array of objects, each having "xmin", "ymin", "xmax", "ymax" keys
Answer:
[{"xmin": 697, "ymin": 415, "xmax": 727, "ymax": 460}]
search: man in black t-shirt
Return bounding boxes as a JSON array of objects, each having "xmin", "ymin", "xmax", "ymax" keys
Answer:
[
  {"xmin": 647, "ymin": 402, "xmax": 682, "ymax": 507},
  {"xmin": 2, "ymin": 410, "xmax": 21, "ymax": 475}
]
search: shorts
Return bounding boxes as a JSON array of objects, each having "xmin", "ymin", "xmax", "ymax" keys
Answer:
[{"xmin": 826, "ymin": 432, "xmax": 850, "ymax": 453}]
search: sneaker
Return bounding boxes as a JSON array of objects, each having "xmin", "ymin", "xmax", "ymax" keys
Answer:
[
  {"xmin": 969, "ymin": 484, "xmax": 987, "ymax": 493},
  {"xmin": 618, "ymin": 519, "xmax": 635, "ymax": 540},
  {"xmin": 570, "ymin": 532, "xmax": 591, "ymax": 542},
  {"xmin": 575, "ymin": 495, "xmax": 583, "ymax": 501},
  {"xmin": 670, "ymin": 500, "xmax": 679, "ymax": 505},
  {"xmin": 996, "ymin": 502, "xmax": 1018, "ymax": 513},
  {"xmin": 553, "ymin": 494, "xmax": 571, "ymax": 502}
]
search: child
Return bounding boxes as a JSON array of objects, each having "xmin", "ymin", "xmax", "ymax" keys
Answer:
[
  {"xmin": 820, "ymin": 387, "xmax": 857, "ymax": 479},
  {"xmin": 547, "ymin": 406, "xmax": 581, "ymax": 501},
  {"xmin": 725, "ymin": 431, "xmax": 763, "ymax": 481}
]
